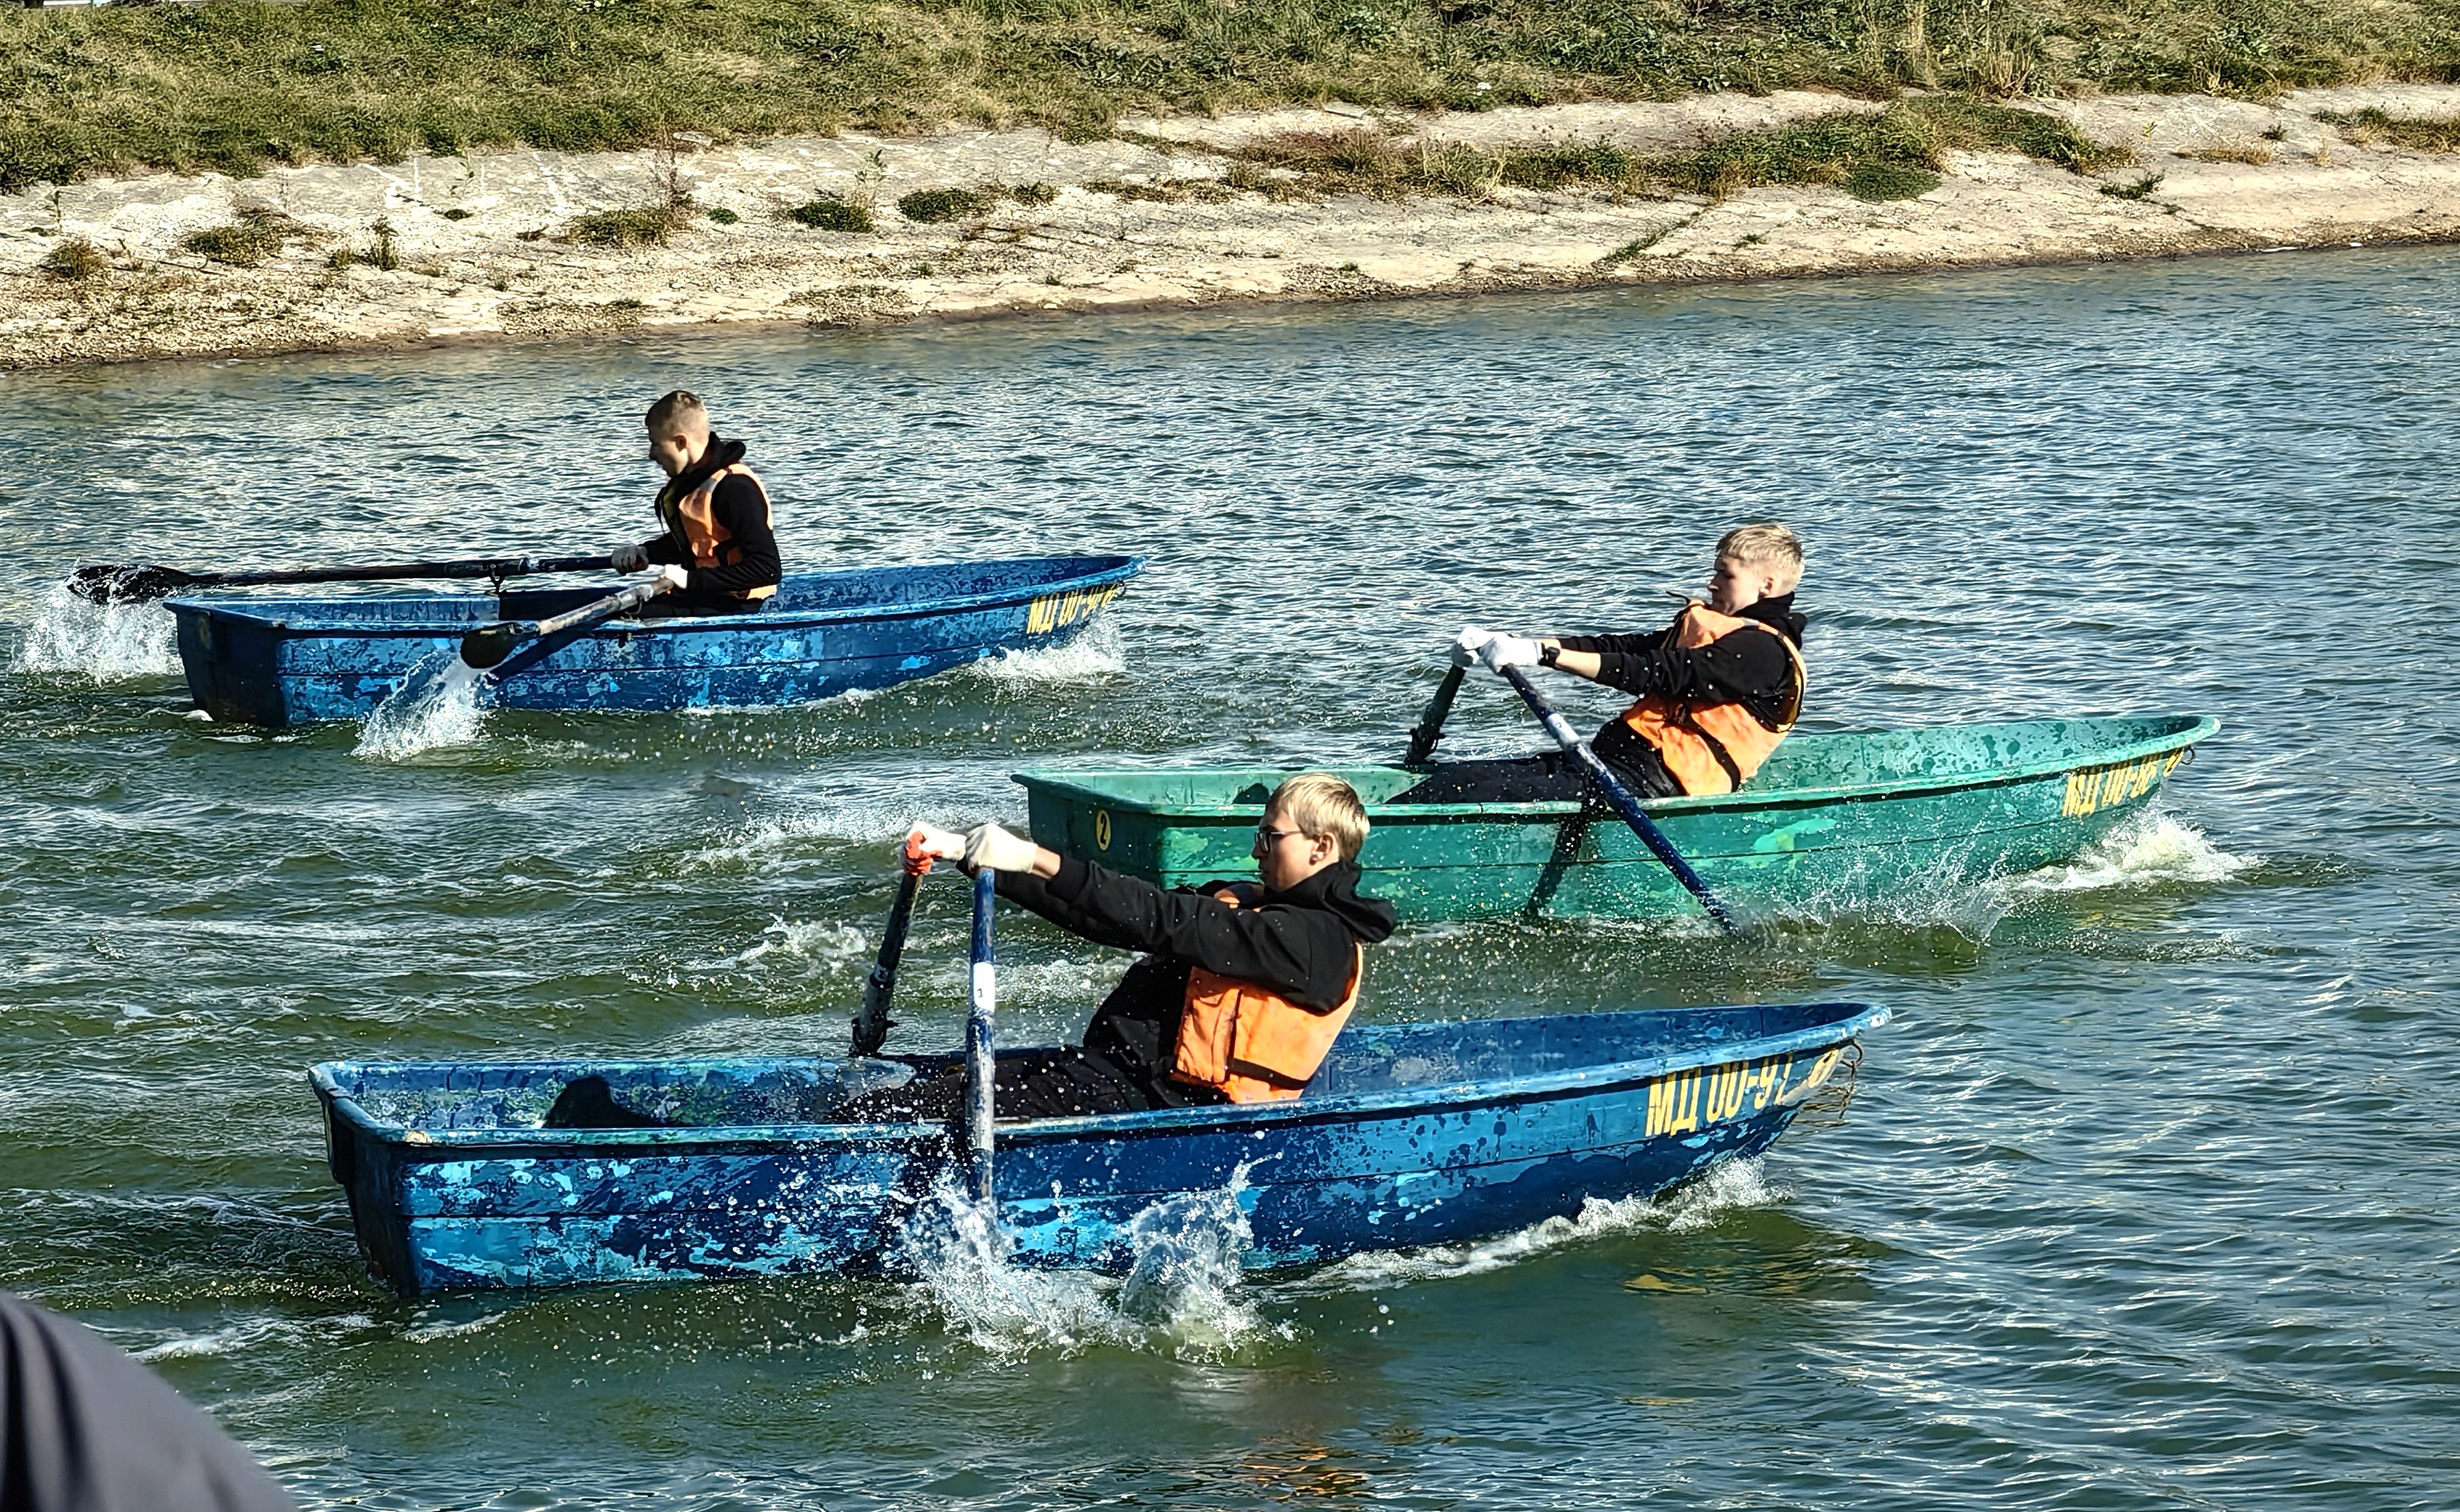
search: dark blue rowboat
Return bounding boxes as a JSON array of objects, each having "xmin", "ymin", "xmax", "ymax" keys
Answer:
[
  {"xmin": 310, "ymin": 1000, "xmax": 1886, "ymax": 1297},
  {"xmin": 166, "ymin": 553, "xmax": 1141, "ymax": 726}
]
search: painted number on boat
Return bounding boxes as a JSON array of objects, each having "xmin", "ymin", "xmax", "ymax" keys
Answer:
[
  {"xmin": 2061, "ymin": 751, "xmax": 2184, "ymax": 818},
  {"xmin": 1645, "ymin": 1049, "xmax": 1841, "ymax": 1138},
  {"xmin": 1025, "ymin": 584, "xmax": 1121, "ymax": 635},
  {"xmin": 1093, "ymin": 808, "xmax": 1113, "ymax": 851}
]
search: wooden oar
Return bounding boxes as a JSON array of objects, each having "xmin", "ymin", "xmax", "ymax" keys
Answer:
[
  {"xmin": 851, "ymin": 835, "xmax": 934, "ymax": 1057},
  {"xmin": 963, "ymin": 867, "xmax": 999, "ymax": 1203},
  {"xmin": 67, "ymin": 553, "xmax": 614, "ymax": 606},
  {"xmin": 1404, "ymin": 664, "xmax": 1467, "ymax": 766},
  {"xmin": 1495, "ymin": 663, "xmax": 1740, "ymax": 934}
]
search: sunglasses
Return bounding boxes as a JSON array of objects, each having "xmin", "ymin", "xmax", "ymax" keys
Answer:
[{"xmin": 1254, "ymin": 825, "xmax": 1307, "ymax": 845}]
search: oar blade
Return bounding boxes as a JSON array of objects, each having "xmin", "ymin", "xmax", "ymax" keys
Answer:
[
  {"xmin": 458, "ymin": 624, "xmax": 523, "ymax": 670},
  {"xmin": 67, "ymin": 564, "xmax": 195, "ymax": 604}
]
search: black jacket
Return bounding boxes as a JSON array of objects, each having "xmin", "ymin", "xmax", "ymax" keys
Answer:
[
  {"xmin": 645, "ymin": 434, "xmax": 782, "ymax": 597},
  {"xmin": 996, "ymin": 856, "xmax": 1398, "ymax": 1107},
  {"xmin": 1558, "ymin": 595, "xmax": 1805, "ymax": 773}
]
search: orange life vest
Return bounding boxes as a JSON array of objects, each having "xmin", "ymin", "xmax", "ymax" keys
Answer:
[
  {"xmin": 1616, "ymin": 602, "xmax": 1806, "ymax": 796},
  {"xmin": 657, "ymin": 462, "xmax": 776, "ymax": 601},
  {"xmin": 1171, "ymin": 894, "xmax": 1365, "ymax": 1104}
]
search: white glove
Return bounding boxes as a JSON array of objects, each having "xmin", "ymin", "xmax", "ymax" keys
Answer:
[
  {"xmin": 1481, "ymin": 634, "xmax": 1543, "ymax": 672},
  {"xmin": 1449, "ymin": 625, "xmax": 1494, "ymax": 668},
  {"xmin": 907, "ymin": 824, "xmax": 967, "ymax": 864},
  {"xmin": 611, "ymin": 543, "xmax": 650, "ymax": 573},
  {"xmin": 962, "ymin": 822, "xmax": 1042, "ymax": 874},
  {"xmin": 654, "ymin": 564, "xmax": 689, "ymax": 592}
]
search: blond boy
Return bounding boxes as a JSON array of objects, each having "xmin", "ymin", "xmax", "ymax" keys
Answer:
[{"xmin": 1406, "ymin": 524, "xmax": 1808, "ymax": 802}]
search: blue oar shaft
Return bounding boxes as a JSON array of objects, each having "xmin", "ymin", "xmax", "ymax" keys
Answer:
[
  {"xmin": 1496, "ymin": 664, "xmax": 1739, "ymax": 934},
  {"xmin": 965, "ymin": 868, "xmax": 998, "ymax": 1203}
]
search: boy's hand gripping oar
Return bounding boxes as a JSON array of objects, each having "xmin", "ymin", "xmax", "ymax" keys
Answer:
[
  {"xmin": 851, "ymin": 835, "xmax": 934, "ymax": 1058},
  {"xmin": 67, "ymin": 553, "xmax": 615, "ymax": 606},
  {"xmin": 1493, "ymin": 662, "xmax": 1741, "ymax": 935},
  {"xmin": 964, "ymin": 867, "xmax": 999, "ymax": 1204}
]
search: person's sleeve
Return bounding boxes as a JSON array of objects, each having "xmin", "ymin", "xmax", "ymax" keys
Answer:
[
  {"xmin": 0, "ymin": 1289, "xmax": 299, "ymax": 1512},
  {"xmin": 642, "ymin": 532, "xmax": 686, "ymax": 565},
  {"xmin": 1554, "ymin": 629, "xmax": 1670, "ymax": 658},
  {"xmin": 686, "ymin": 476, "xmax": 780, "ymax": 595},
  {"xmin": 1582, "ymin": 627, "xmax": 1795, "ymax": 725},
  {"xmin": 998, "ymin": 858, "xmax": 1354, "ymax": 1009}
]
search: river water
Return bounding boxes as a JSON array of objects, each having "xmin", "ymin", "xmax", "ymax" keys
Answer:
[{"xmin": 4, "ymin": 247, "xmax": 2456, "ymax": 1511}]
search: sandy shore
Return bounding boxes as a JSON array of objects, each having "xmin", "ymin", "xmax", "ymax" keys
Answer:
[{"xmin": 4, "ymin": 85, "xmax": 2456, "ymax": 370}]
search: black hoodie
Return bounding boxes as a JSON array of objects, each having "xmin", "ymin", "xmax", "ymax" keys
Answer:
[
  {"xmin": 1556, "ymin": 594, "xmax": 1806, "ymax": 774},
  {"xmin": 996, "ymin": 855, "xmax": 1398, "ymax": 1107},
  {"xmin": 645, "ymin": 433, "xmax": 781, "ymax": 597}
]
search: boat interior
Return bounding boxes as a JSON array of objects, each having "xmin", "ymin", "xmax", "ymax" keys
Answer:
[{"xmin": 321, "ymin": 1001, "xmax": 1872, "ymax": 1135}]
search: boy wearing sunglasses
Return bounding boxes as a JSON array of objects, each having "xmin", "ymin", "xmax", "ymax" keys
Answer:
[{"xmin": 870, "ymin": 773, "xmax": 1395, "ymax": 1121}]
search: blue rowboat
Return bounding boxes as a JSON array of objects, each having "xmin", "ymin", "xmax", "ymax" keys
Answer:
[
  {"xmin": 166, "ymin": 554, "xmax": 1141, "ymax": 726},
  {"xmin": 310, "ymin": 1000, "xmax": 1886, "ymax": 1297}
]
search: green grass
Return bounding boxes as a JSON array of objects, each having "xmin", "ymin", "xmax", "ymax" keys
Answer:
[
  {"xmin": 1212, "ymin": 96, "xmax": 2125, "ymax": 203},
  {"xmin": 787, "ymin": 194, "xmax": 874, "ymax": 230},
  {"xmin": 2100, "ymin": 169, "xmax": 2166, "ymax": 199},
  {"xmin": 42, "ymin": 235, "xmax": 106, "ymax": 280},
  {"xmin": 569, "ymin": 200, "xmax": 691, "ymax": 246},
  {"xmin": 182, "ymin": 206, "xmax": 306, "ymax": 265},
  {"xmin": 2318, "ymin": 107, "xmax": 2460, "ymax": 150},
  {"xmin": 897, "ymin": 186, "xmax": 998, "ymax": 222},
  {"xmin": 4, "ymin": 0, "xmax": 2455, "ymax": 194}
]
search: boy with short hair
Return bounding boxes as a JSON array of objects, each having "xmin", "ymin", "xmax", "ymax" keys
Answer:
[
  {"xmin": 1403, "ymin": 523, "xmax": 1808, "ymax": 803},
  {"xmin": 851, "ymin": 773, "xmax": 1396, "ymax": 1121},
  {"xmin": 610, "ymin": 389, "xmax": 782, "ymax": 614}
]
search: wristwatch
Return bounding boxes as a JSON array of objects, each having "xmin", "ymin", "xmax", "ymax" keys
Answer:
[{"xmin": 1538, "ymin": 643, "xmax": 1561, "ymax": 667}]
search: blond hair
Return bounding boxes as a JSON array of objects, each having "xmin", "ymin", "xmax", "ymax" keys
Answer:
[
  {"xmin": 1717, "ymin": 522, "xmax": 1804, "ymax": 592},
  {"xmin": 1270, "ymin": 772, "xmax": 1370, "ymax": 863},
  {"xmin": 645, "ymin": 389, "xmax": 708, "ymax": 437}
]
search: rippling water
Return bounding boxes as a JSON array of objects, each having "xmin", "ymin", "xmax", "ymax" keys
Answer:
[{"xmin": 4, "ymin": 247, "xmax": 2456, "ymax": 1511}]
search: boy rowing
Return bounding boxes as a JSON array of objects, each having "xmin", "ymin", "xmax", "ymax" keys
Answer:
[
  {"xmin": 609, "ymin": 390, "xmax": 782, "ymax": 614},
  {"xmin": 1401, "ymin": 522, "xmax": 1807, "ymax": 802},
  {"xmin": 846, "ymin": 774, "xmax": 1395, "ymax": 1121}
]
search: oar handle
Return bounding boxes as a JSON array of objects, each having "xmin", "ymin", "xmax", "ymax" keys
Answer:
[
  {"xmin": 965, "ymin": 868, "xmax": 998, "ymax": 1204},
  {"xmin": 1496, "ymin": 664, "xmax": 1739, "ymax": 934},
  {"xmin": 459, "ymin": 578, "xmax": 668, "ymax": 670},
  {"xmin": 852, "ymin": 835, "xmax": 933, "ymax": 1058},
  {"xmin": 1405, "ymin": 664, "xmax": 1467, "ymax": 766}
]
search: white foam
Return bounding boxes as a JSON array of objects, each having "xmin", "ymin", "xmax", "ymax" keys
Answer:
[
  {"xmin": 966, "ymin": 619, "xmax": 1126, "ymax": 684},
  {"xmin": 12, "ymin": 586, "xmax": 179, "ymax": 678},
  {"xmin": 1291, "ymin": 1156, "xmax": 1780, "ymax": 1292},
  {"xmin": 353, "ymin": 652, "xmax": 489, "ymax": 759},
  {"xmin": 897, "ymin": 1171, "xmax": 1283, "ymax": 1361},
  {"xmin": 133, "ymin": 1313, "xmax": 378, "ymax": 1361},
  {"xmin": 729, "ymin": 916, "xmax": 872, "ymax": 969},
  {"xmin": 2014, "ymin": 809, "xmax": 2253, "ymax": 893}
]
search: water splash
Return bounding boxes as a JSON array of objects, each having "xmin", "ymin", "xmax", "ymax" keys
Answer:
[
  {"xmin": 967, "ymin": 619, "xmax": 1126, "ymax": 684},
  {"xmin": 2014, "ymin": 809, "xmax": 2253, "ymax": 893},
  {"xmin": 897, "ymin": 1171, "xmax": 1281, "ymax": 1360},
  {"xmin": 1296, "ymin": 1157, "xmax": 1780, "ymax": 1292},
  {"xmin": 354, "ymin": 652, "xmax": 488, "ymax": 759},
  {"xmin": 729, "ymin": 917, "xmax": 871, "ymax": 969},
  {"xmin": 12, "ymin": 586, "xmax": 179, "ymax": 678}
]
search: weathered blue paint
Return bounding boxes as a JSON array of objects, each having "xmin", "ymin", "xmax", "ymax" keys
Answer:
[
  {"xmin": 311, "ymin": 1001, "xmax": 1886, "ymax": 1297},
  {"xmin": 167, "ymin": 554, "xmax": 1141, "ymax": 726}
]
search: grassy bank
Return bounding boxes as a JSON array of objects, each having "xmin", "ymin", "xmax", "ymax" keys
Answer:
[{"xmin": 6, "ymin": 0, "xmax": 2457, "ymax": 194}]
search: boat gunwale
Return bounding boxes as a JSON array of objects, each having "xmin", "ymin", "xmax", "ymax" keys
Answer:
[
  {"xmin": 164, "ymin": 554, "xmax": 1144, "ymax": 637},
  {"xmin": 309, "ymin": 1002, "xmax": 1888, "ymax": 1158},
  {"xmin": 1013, "ymin": 714, "xmax": 2220, "ymax": 820}
]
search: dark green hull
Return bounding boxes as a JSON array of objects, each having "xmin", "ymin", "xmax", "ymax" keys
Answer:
[{"xmin": 1016, "ymin": 715, "xmax": 2219, "ymax": 922}]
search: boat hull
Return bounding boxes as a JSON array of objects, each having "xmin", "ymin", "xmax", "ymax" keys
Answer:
[
  {"xmin": 1016, "ymin": 714, "xmax": 2218, "ymax": 921},
  {"xmin": 312, "ymin": 1002, "xmax": 1884, "ymax": 1296},
  {"xmin": 168, "ymin": 554, "xmax": 1139, "ymax": 725}
]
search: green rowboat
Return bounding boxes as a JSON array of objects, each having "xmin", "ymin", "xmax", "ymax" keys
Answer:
[{"xmin": 1015, "ymin": 714, "xmax": 2219, "ymax": 922}]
